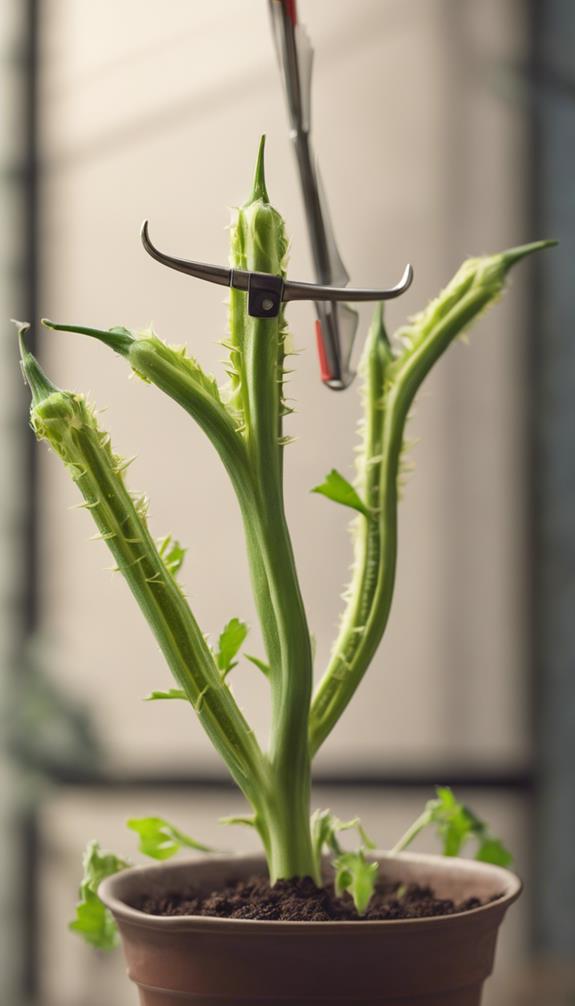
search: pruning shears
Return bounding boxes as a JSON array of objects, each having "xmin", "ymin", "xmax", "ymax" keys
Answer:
[
  {"xmin": 268, "ymin": 0, "xmax": 412, "ymax": 389},
  {"xmin": 141, "ymin": 0, "xmax": 413, "ymax": 390}
]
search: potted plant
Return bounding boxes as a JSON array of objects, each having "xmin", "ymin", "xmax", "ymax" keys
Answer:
[{"xmin": 17, "ymin": 139, "xmax": 552, "ymax": 1005}]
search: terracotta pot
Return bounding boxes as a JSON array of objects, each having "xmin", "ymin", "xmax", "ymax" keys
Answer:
[{"xmin": 99, "ymin": 851, "xmax": 521, "ymax": 1006}]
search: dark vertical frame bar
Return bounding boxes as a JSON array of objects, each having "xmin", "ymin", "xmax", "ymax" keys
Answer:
[
  {"xmin": 529, "ymin": 0, "xmax": 575, "ymax": 961},
  {"xmin": 19, "ymin": 0, "xmax": 41, "ymax": 1000},
  {"xmin": 525, "ymin": 0, "xmax": 543, "ymax": 959}
]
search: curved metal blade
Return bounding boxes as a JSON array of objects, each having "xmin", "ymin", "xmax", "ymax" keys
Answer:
[
  {"xmin": 141, "ymin": 220, "xmax": 231, "ymax": 288},
  {"xmin": 284, "ymin": 263, "xmax": 414, "ymax": 304}
]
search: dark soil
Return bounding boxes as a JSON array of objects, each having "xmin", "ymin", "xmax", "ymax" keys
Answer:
[{"xmin": 137, "ymin": 874, "xmax": 490, "ymax": 922}]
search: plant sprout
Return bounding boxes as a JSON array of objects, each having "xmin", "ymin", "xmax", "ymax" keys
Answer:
[{"xmin": 17, "ymin": 138, "xmax": 552, "ymax": 940}]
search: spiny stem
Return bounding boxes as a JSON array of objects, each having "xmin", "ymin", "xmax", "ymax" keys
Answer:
[
  {"xmin": 18, "ymin": 329, "xmax": 267, "ymax": 804},
  {"xmin": 309, "ymin": 240, "xmax": 556, "ymax": 755},
  {"xmin": 43, "ymin": 319, "xmax": 283, "ymax": 676},
  {"xmin": 230, "ymin": 137, "xmax": 314, "ymax": 878}
]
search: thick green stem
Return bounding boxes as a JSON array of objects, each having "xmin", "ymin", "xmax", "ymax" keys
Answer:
[
  {"xmin": 258, "ymin": 784, "xmax": 320, "ymax": 883},
  {"xmin": 233, "ymin": 139, "xmax": 315, "ymax": 877}
]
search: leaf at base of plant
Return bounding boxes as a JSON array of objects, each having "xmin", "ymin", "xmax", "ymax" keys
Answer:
[
  {"xmin": 127, "ymin": 816, "xmax": 213, "ymax": 859},
  {"xmin": 69, "ymin": 841, "xmax": 130, "ymax": 950},
  {"xmin": 333, "ymin": 850, "xmax": 379, "ymax": 915}
]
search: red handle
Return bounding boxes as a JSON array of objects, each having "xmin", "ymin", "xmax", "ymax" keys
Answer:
[
  {"xmin": 315, "ymin": 320, "xmax": 332, "ymax": 384},
  {"xmin": 281, "ymin": 0, "xmax": 297, "ymax": 26}
]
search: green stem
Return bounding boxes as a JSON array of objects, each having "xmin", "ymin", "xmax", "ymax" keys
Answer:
[
  {"xmin": 235, "ymin": 140, "xmax": 314, "ymax": 877},
  {"xmin": 19, "ymin": 338, "xmax": 267, "ymax": 805},
  {"xmin": 309, "ymin": 308, "xmax": 398, "ymax": 754},
  {"xmin": 45, "ymin": 319, "xmax": 283, "ymax": 676},
  {"xmin": 389, "ymin": 809, "xmax": 432, "ymax": 855},
  {"xmin": 310, "ymin": 242, "xmax": 555, "ymax": 755}
]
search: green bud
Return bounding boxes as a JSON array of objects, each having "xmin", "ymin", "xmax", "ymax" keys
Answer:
[
  {"xmin": 396, "ymin": 240, "xmax": 557, "ymax": 360},
  {"xmin": 230, "ymin": 135, "xmax": 288, "ymax": 276},
  {"xmin": 32, "ymin": 392, "xmax": 78, "ymax": 431}
]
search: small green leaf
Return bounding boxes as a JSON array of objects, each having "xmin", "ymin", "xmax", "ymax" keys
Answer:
[
  {"xmin": 476, "ymin": 836, "xmax": 513, "ymax": 867},
  {"xmin": 69, "ymin": 841, "xmax": 130, "ymax": 950},
  {"xmin": 157, "ymin": 534, "xmax": 187, "ymax": 577},
  {"xmin": 427, "ymin": 787, "xmax": 513, "ymax": 866},
  {"xmin": 216, "ymin": 618, "xmax": 248, "ymax": 675},
  {"xmin": 311, "ymin": 469, "xmax": 370, "ymax": 518},
  {"xmin": 70, "ymin": 890, "xmax": 120, "ymax": 950},
  {"xmin": 244, "ymin": 654, "xmax": 271, "ymax": 678},
  {"xmin": 127, "ymin": 816, "xmax": 213, "ymax": 860},
  {"xmin": 144, "ymin": 688, "xmax": 188, "ymax": 701},
  {"xmin": 333, "ymin": 850, "xmax": 378, "ymax": 915}
]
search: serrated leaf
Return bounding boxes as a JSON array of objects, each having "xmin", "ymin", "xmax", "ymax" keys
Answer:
[
  {"xmin": 157, "ymin": 534, "xmax": 187, "ymax": 577},
  {"xmin": 216, "ymin": 618, "xmax": 248, "ymax": 675},
  {"xmin": 244, "ymin": 654, "xmax": 271, "ymax": 678},
  {"xmin": 428, "ymin": 786, "xmax": 473, "ymax": 857},
  {"xmin": 311, "ymin": 469, "xmax": 370, "ymax": 518},
  {"xmin": 69, "ymin": 841, "xmax": 130, "ymax": 950},
  {"xmin": 311, "ymin": 808, "xmax": 376, "ymax": 880},
  {"xmin": 127, "ymin": 816, "xmax": 213, "ymax": 860},
  {"xmin": 427, "ymin": 787, "xmax": 513, "ymax": 866},
  {"xmin": 69, "ymin": 891, "xmax": 120, "ymax": 950},
  {"xmin": 144, "ymin": 689, "xmax": 188, "ymax": 701},
  {"xmin": 333, "ymin": 850, "xmax": 378, "ymax": 915}
]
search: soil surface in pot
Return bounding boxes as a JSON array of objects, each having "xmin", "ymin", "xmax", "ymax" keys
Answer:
[{"xmin": 137, "ymin": 874, "xmax": 494, "ymax": 922}]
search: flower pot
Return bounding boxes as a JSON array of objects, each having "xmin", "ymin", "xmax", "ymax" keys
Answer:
[{"xmin": 99, "ymin": 850, "xmax": 521, "ymax": 1006}]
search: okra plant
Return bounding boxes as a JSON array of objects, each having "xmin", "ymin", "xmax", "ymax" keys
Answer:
[{"xmin": 17, "ymin": 138, "xmax": 552, "ymax": 944}]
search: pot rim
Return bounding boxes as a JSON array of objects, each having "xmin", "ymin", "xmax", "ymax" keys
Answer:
[{"xmin": 99, "ymin": 850, "xmax": 522, "ymax": 934}]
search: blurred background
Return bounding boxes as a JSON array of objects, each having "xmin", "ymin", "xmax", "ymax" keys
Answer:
[{"xmin": 1, "ymin": 0, "xmax": 573, "ymax": 1003}]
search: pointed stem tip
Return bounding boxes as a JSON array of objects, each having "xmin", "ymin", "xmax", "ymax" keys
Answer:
[
  {"xmin": 249, "ymin": 134, "xmax": 270, "ymax": 204},
  {"xmin": 13, "ymin": 319, "xmax": 60, "ymax": 405},
  {"xmin": 12, "ymin": 318, "xmax": 31, "ymax": 361},
  {"xmin": 41, "ymin": 317, "xmax": 133, "ymax": 356},
  {"xmin": 501, "ymin": 239, "xmax": 558, "ymax": 270}
]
